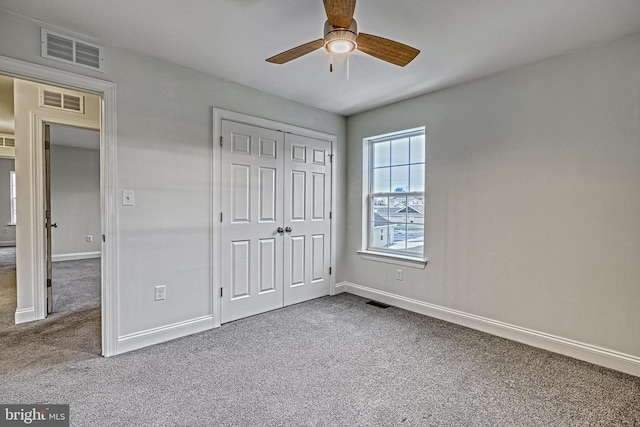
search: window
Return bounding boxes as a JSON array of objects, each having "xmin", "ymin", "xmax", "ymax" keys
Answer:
[
  {"xmin": 362, "ymin": 127, "xmax": 425, "ymax": 261},
  {"xmin": 9, "ymin": 171, "xmax": 16, "ymax": 225}
]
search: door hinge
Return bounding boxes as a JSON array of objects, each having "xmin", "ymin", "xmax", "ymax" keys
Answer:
[
  {"xmin": 220, "ymin": 287, "xmax": 223, "ymax": 297},
  {"xmin": 328, "ymin": 154, "xmax": 333, "ymax": 163},
  {"xmin": 45, "ymin": 210, "xmax": 51, "ymax": 219},
  {"xmin": 329, "ymin": 211, "xmax": 332, "ymax": 220},
  {"xmin": 329, "ymin": 267, "xmax": 332, "ymax": 275},
  {"xmin": 47, "ymin": 279, "xmax": 52, "ymax": 288},
  {"xmin": 220, "ymin": 212, "xmax": 223, "ymax": 222},
  {"xmin": 44, "ymin": 140, "xmax": 51, "ymax": 149},
  {"xmin": 220, "ymin": 136, "xmax": 223, "ymax": 147},
  {"xmin": 102, "ymin": 234, "xmax": 106, "ymax": 242}
]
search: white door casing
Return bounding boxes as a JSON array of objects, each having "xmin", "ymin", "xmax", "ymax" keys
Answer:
[
  {"xmin": 0, "ymin": 55, "xmax": 118, "ymax": 357},
  {"xmin": 220, "ymin": 119, "xmax": 333, "ymax": 323}
]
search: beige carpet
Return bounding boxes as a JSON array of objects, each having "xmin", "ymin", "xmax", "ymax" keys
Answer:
[{"xmin": 0, "ymin": 248, "xmax": 101, "ymax": 375}]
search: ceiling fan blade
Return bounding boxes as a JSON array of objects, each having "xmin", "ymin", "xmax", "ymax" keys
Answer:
[
  {"xmin": 323, "ymin": 0, "xmax": 356, "ymax": 28},
  {"xmin": 266, "ymin": 39, "xmax": 325, "ymax": 64},
  {"xmin": 356, "ymin": 33, "xmax": 420, "ymax": 67}
]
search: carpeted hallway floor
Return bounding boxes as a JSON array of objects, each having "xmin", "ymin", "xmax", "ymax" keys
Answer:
[
  {"xmin": 0, "ymin": 248, "xmax": 101, "ymax": 375},
  {"xmin": 1, "ymin": 286, "xmax": 639, "ymax": 426}
]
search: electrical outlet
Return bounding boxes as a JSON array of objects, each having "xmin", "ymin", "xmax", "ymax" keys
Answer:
[
  {"xmin": 396, "ymin": 269, "xmax": 403, "ymax": 281},
  {"xmin": 155, "ymin": 285, "xmax": 166, "ymax": 301},
  {"xmin": 86, "ymin": 235, "xmax": 93, "ymax": 242}
]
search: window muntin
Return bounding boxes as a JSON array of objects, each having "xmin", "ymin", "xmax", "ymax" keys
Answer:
[
  {"xmin": 9, "ymin": 170, "xmax": 16, "ymax": 225},
  {"xmin": 367, "ymin": 129, "xmax": 425, "ymax": 257}
]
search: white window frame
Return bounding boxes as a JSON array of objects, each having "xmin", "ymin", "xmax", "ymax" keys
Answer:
[
  {"xmin": 9, "ymin": 170, "xmax": 16, "ymax": 225},
  {"xmin": 358, "ymin": 127, "xmax": 427, "ymax": 268}
]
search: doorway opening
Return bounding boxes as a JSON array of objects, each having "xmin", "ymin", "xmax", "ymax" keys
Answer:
[
  {"xmin": 46, "ymin": 123, "xmax": 102, "ymax": 318},
  {"xmin": 0, "ymin": 74, "xmax": 104, "ymax": 368}
]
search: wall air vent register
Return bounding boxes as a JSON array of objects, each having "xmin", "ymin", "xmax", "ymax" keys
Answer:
[
  {"xmin": 39, "ymin": 89, "xmax": 85, "ymax": 114},
  {"xmin": 41, "ymin": 28, "xmax": 104, "ymax": 72}
]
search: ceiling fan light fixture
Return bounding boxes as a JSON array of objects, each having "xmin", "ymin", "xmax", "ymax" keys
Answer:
[
  {"xmin": 327, "ymin": 38, "xmax": 356, "ymax": 54},
  {"xmin": 323, "ymin": 20, "xmax": 358, "ymax": 55}
]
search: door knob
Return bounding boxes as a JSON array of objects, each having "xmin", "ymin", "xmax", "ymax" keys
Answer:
[
  {"xmin": 277, "ymin": 227, "xmax": 284, "ymax": 234},
  {"xmin": 284, "ymin": 226, "xmax": 292, "ymax": 233}
]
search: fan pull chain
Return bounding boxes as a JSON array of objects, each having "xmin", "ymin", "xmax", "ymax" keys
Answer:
[
  {"xmin": 347, "ymin": 56, "xmax": 350, "ymax": 80},
  {"xmin": 329, "ymin": 51, "xmax": 334, "ymax": 73}
]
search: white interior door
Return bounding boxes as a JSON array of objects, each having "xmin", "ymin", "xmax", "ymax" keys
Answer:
[
  {"xmin": 220, "ymin": 120, "xmax": 332, "ymax": 323},
  {"xmin": 221, "ymin": 120, "xmax": 284, "ymax": 323},
  {"xmin": 283, "ymin": 134, "xmax": 332, "ymax": 306}
]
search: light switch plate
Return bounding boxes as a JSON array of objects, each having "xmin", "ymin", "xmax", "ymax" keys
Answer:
[{"xmin": 122, "ymin": 189, "xmax": 135, "ymax": 206}]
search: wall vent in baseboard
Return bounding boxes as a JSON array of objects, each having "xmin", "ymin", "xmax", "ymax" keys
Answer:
[
  {"xmin": 41, "ymin": 28, "xmax": 104, "ymax": 72},
  {"xmin": 0, "ymin": 136, "xmax": 15, "ymax": 147},
  {"xmin": 40, "ymin": 89, "xmax": 85, "ymax": 114}
]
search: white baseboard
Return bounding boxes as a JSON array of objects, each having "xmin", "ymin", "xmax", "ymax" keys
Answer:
[
  {"xmin": 337, "ymin": 281, "xmax": 640, "ymax": 377},
  {"xmin": 117, "ymin": 315, "xmax": 215, "ymax": 355},
  {"xmin": 0, "ymin": 241, "xmax": 16, "ymax": 247},
  {"xmin": 15, "ymin": 307, "xmax": 36, "ymax": 324},
  {"xmin": 52, "ymin": 251, "xmax": 101, "ymax": 262}
]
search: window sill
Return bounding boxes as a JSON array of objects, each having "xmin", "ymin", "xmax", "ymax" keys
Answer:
[{"xmin": 356, "ymin": 250, "xmax": 428, "ymax": 269}]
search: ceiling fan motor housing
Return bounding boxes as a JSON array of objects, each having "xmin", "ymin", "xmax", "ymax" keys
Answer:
[{"xmin": 324, "ymin": 19, "xmax": 358, "ymax": 54}]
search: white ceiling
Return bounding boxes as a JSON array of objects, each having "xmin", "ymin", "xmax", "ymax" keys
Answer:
[{"xmin": 2, "ymin": 0, "xmax": 639, "ymax": 116}]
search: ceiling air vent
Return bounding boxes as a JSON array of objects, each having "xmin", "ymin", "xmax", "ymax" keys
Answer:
[
  {"xmin": 41, "ymin": 28, "xmax": 104, "ymax": 72},
  {"xmin": 40, "ymin": 89, "xmax": 85, "ymax": 113}
]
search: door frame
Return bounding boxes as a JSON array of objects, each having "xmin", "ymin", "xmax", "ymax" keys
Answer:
[
  {"xmin": 212, "ymin": 108, "xmax": 338, "ymax": 327},
  {"xmin": 0, "ymin": 55, "xmax": 118, "ymax": 357}
]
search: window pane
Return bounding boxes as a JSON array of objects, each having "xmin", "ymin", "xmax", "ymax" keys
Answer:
[
  {"xmin": 390, "ymin": 138, "xmax": 410, "ymax": 166},
  {"xmin": 406, "ymin": 196, "xmax": 424, "ymax": 225},
  {"xmin": 370, "ymin": 196, "xmax": 392, "ymax": 249},
  {"xmin": 390, "ymin": 166, "xmax": 408, "ymax": 193},
  {"xmin": 372, "ymin": 196, "xmax": 389, "ymax": 225},
  {"xmin": 373, "ymin": 140, "xmax": 390, "ymax": 167},
  {"xmin": 405, "ymin": 225, "xmax": 424, "ymax": 254},
  {"xmin": 409, "ymin": 134, "xmax": 425, "ymax": 164},
  {"xmin": 409, "ymin": 163, "xmax": 425, "ymax": 192},
  {"xmin": 390, "ymin": 223, "xmax": 408, "ymax": 251},
  {"xmin": 372, "ymin": 167, "xmax": 390, "ymax": 193},
  {"xmin": 9, "ymin": 171, "xmax": 16, "ymax": 224},
  {"xmin": 389, "ymin": 195, "xmax": 408, "ymax": 225}
]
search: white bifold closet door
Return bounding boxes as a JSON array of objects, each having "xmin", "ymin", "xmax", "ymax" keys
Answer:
[{"xmin": 220, "ymin": 120, "xmax": 332, "ymax": 323}]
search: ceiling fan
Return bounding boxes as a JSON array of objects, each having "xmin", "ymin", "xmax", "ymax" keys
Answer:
[{"xmin": 266, "ymin": 0, "xmax": 420, "ymax": 68}]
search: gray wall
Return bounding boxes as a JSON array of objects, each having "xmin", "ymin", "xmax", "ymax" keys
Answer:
[
  {"xmin": 345, "ymin": 33, "xmax": 640, "ymax": 359},
  {"xmin": 0, "ymin": 11, "xmax": 346, "ymax": 342},
  {"xmin": 0, "ymin": 157, "xmax": 15, "ymax": 245},
  {"xmin": 50, "ymin": 144, "xmax": 101, "ymax": 258}
]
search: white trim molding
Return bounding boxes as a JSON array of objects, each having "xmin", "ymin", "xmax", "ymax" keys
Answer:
[
  {"xmin": 117, "ymin": 315, "xmax": 214, "ymax": 355},
  {"xmin": 337, "ymin": 281, "xmax": 640, "ymax": 377},
  {"xmin": 14, "ymin": 307, "xmax": 36, "ymax": 324},
  {"xmin": 52, "ymin": 251, "xmax": 101, "ymax": 262}
]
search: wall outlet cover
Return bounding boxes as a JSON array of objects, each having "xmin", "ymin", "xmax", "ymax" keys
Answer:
[{"xmin": 155, "ymin": 285, "xmax": 166, "ymax": 301}]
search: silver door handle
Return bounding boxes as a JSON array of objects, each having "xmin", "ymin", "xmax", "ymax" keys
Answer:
[
  {"xmin": 284, "ymin": 226, "xmax": 292, "ymax": 233},
  {"xmin": 277, "ymin": 227, "xmax": 284, "ymax": 234}
]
